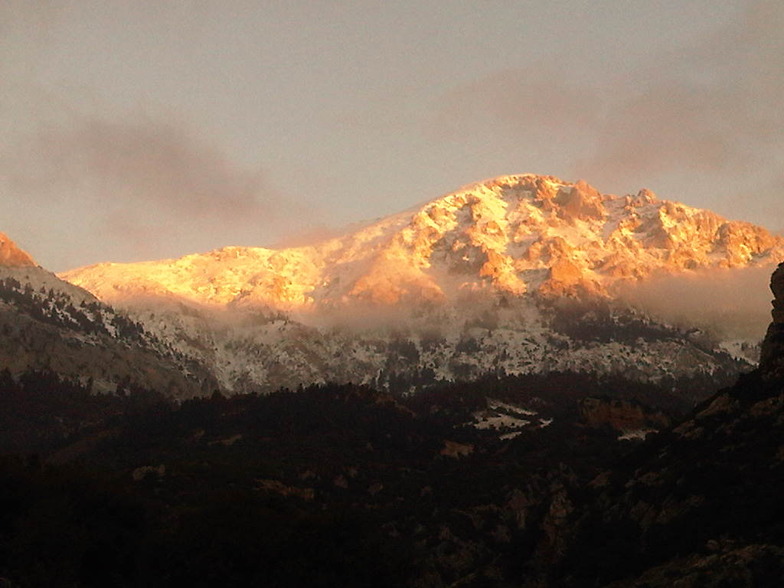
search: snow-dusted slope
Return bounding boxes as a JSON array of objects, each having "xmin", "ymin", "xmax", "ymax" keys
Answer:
[
  {"xmin": 0, "ymin": 235, "xmax": 214, "ymax": 397},
  {"xmin": 61, "ymin": 175, "xmax": 784, "ymax": 393}
]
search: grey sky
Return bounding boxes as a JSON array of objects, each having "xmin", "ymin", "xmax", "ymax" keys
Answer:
[{"xmin": 1, "ymin": 0, "xmax": 781, "ymax": 271}]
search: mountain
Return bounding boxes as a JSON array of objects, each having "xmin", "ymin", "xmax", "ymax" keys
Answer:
[
  {"xmin": 61, "ymin": 174, "xmax": 784, "ymax": 394},
  {"xmin": 0, "ymin": 234, "xmax": 214, "ymax": 397}
]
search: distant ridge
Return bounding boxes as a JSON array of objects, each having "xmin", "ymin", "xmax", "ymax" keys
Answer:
[{"xmin": 0, "ymin": 230, "xmax": 215, "ymax": 397}]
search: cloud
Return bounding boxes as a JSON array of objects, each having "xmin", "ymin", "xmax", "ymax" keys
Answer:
[
  {"xmin": 579, "ymin": 1, "xmax": 784, "ymax": 184},
  {"xmin": 431, "ymin": 66, "xmax": 602, "ymax": 141},
  {"xmin": 2, "ymin": 112, "xmax": 296, "ymax": 266},
  {"xmin": 9, "ymin": 113, "xmax": 270, "ymax": 219},
  {"xmin": 0, "ymin": 1, "xmax": 323, "ymax": 270},
  {"xmin": 430, "ymin": 0, "xmax": 784, "ymax": 204}
]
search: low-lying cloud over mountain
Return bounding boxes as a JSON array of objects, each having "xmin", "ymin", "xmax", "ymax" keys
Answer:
[
  {"xmin": 619, "ymin": 266, "xmax": 774, "ymax": 341},
  {"xmin": 59, "ymin": 174, "xmax": 782, "ymax": 393}
]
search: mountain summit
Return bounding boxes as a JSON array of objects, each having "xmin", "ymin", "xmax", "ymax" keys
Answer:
[
  {"xmin": 0, "ymin": 232, "xmax": 214, "ymax": 397},
  {"xmin": 60, "ymin": 175, "xmax": 783, "ymax": 393}
]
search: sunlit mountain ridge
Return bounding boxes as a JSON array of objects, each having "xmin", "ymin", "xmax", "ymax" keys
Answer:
[
  {"xmin": 0, "ymin": 232, "xmax": 37, "ymax": 268},
  {"xmin": 61, "ymin": 174, "xmax": 784, "ymax": 312}
]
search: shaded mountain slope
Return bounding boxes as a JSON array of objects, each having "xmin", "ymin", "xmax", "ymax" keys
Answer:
[{"xmin": 1, "ymin": 265, "xmax": 784, "ymax": 586}]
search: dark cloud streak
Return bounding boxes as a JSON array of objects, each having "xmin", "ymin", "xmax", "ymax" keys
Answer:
[
  {"xmin": 9, "ymin": 114, "xmax": 271, "ymax": 221},
  {"xmin": 3, "ymin": 112, "xmax": 293, "ymax": 267}
]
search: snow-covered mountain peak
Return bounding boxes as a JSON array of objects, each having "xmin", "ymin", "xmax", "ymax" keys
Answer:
[{"xmin": 61, "ymin": 174, "xmax": 784, "ymax": 314}]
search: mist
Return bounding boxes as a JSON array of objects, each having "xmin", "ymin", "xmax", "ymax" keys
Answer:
[{"xmin": 618, "ymin": 266, "xmax": 777, "ymax": 342}]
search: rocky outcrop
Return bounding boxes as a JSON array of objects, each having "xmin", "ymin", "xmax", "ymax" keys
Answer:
[
  {"xmin": 62, "ymin": 174, "xmax": 784, "ymax": 312},
  {"xmin": 0, "ymin": 233, "xmax": 36, "ymax": 267},
  {"xmin": 772, "ymin": 263, "xmax": 784, "ymax": 322},
  {"xmin": 579, "ymin": 397, "xmax": 671, "ymax": 435},
  {"xmin": 759, "ymin": 261, "xmax": 784, "ymax": 377}
]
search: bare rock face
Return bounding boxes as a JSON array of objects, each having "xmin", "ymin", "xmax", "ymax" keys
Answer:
[
  {"xmin": 759, "ymin": 262, "xmax": 784, "ymax": 376},
  {"xmin": 579, "ymin": 397, "xmax": 671, "ymax": 433},
  {"xmin": 0, "ymin": 233, "xmax": 36, "ymax": 267}
]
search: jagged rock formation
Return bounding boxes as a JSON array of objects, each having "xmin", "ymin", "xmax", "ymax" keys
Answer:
[
  {"xmin": 62, "ymin": 175, "xmax": 784, "ymax": 310},
  {"xmin": 59, "ymin": 175, "xmax": 781, "ymax": 393}
]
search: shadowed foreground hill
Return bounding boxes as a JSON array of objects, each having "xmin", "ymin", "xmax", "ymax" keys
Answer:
[{"xmin": 0, "ymin": 370, "xmax": 670, "ymax": 587}]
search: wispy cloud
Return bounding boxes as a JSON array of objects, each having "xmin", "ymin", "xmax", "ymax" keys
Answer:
[
  {"xmin": 431, "ymin": 65, "xmax": 602, "ymax": 141},
  {"xmin": 580, "ymin": 0, "xmax": 784, "ymax": 184},
  {"xmin": 9, "ymin": 114, "xmax": 269, "ymax": 218}
]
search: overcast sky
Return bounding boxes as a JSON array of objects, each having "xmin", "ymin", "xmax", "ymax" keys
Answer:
[{"xmin": 2, "ymin": 0, "xmax": 782, "ymax": 271}]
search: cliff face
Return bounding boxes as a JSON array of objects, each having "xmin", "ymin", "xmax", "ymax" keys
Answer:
[{"xmin": 760, "ymin": 262, "xmax": 784, "ymax": 377}]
